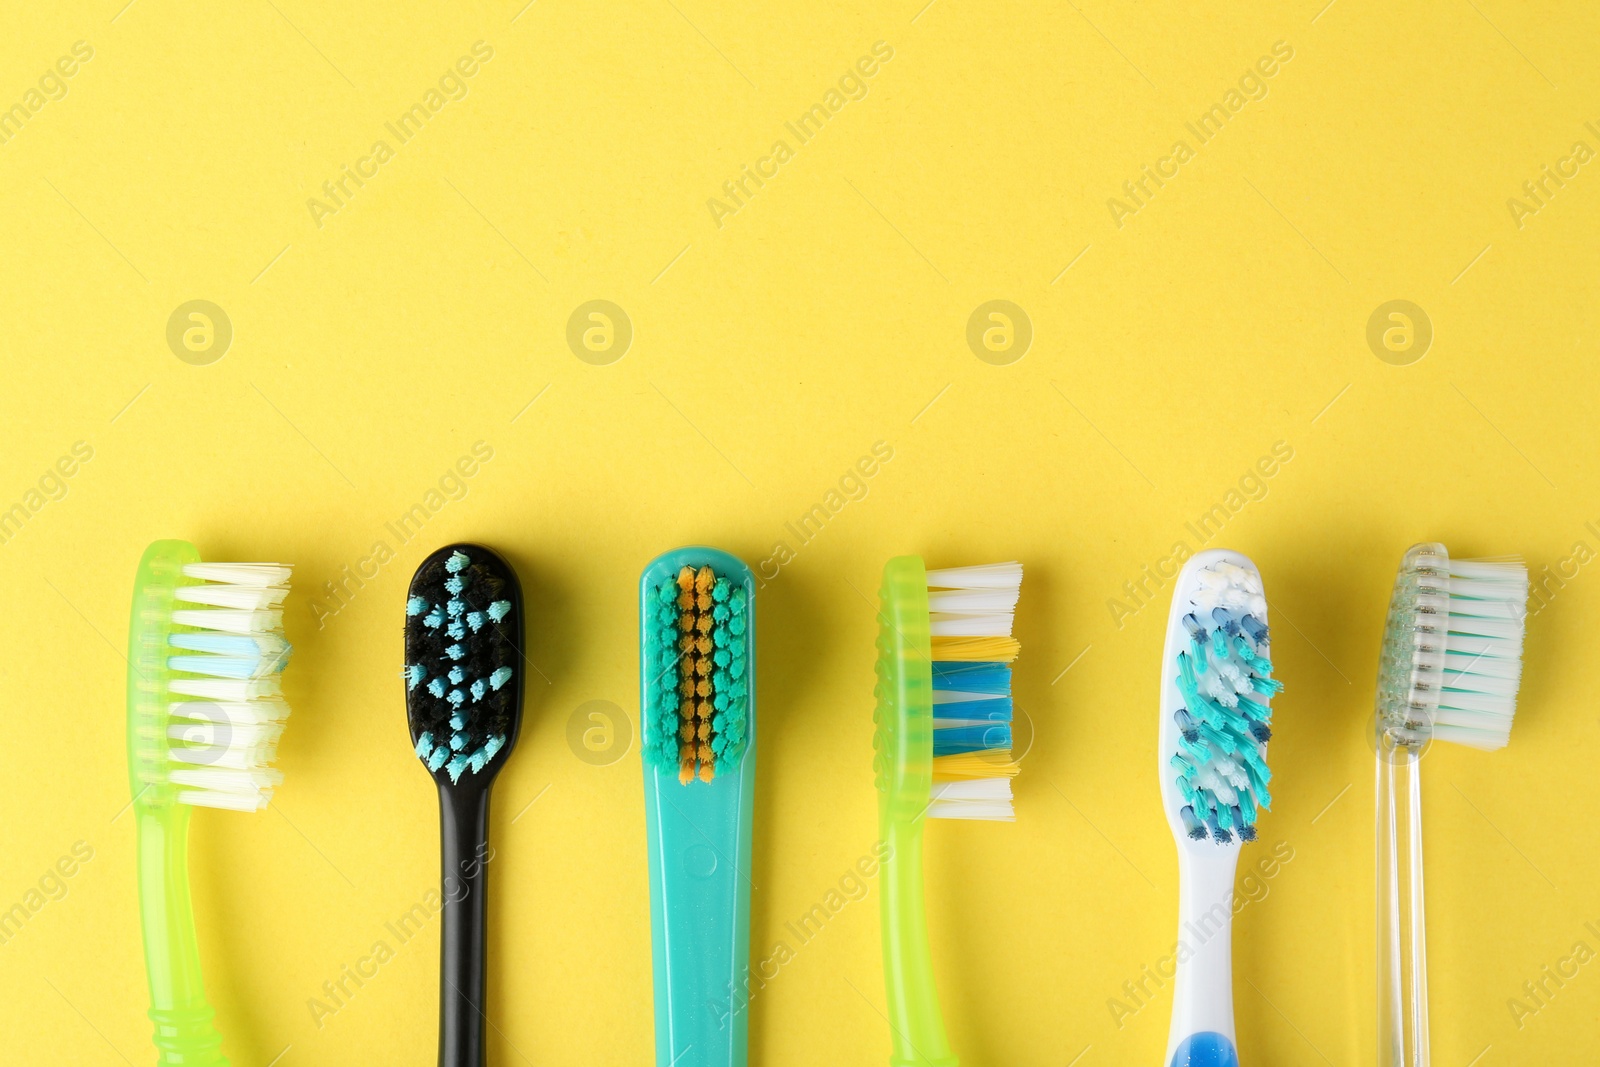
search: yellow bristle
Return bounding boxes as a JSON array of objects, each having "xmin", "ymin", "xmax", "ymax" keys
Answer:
[
  {"xmin": 931, "ymin": 635, "xmax": 1020, "ymax": 662},
  {"xmin": 933, "ymin": 752, "xmax": 1021, "ymax": 780}
]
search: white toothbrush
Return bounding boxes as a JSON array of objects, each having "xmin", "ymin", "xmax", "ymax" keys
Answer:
[
  {"xmin": 1158, "ymin": 549, "xmax": 1281, "ymax": 1067},
  {"xmin": 1374, "ymin": 543, "xmax": 1527, "ymax": 1067}
]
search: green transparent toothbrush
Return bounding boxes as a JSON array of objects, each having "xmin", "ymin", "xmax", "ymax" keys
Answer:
[
  {"xmin": 873, "ymin": 555, "xmax": 1023, "ymax": 1067},
  {"xmin": 127, "ymin": 540, "xmax": 292, "ymax": 1065}
]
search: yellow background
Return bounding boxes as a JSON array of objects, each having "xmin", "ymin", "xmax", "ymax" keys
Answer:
[{"xmin": 1, "ymin": 0, "xmax": 1597, "ymax": 1063}]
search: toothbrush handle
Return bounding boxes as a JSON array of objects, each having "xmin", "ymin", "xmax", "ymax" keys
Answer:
[
  {"xmin": 1165, "ymin": 849, "xmax": 1240, "ymax": 1067},
  {"xmin": 136, "ymin": 805, "xmax": 229, "ymax": 1067},
  {"xmin": 438, "ymin": 782, "xmax": 494, "ymax": 1067},
  {"xmin": 880, "ymin": 820, "xmax": 958, "ymax": 1067},
  {"xmin": 1377, "ymin": 744, "xmax": 1430, "ymax": 1067}
]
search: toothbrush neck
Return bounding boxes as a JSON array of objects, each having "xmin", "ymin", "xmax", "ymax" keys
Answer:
[{"xmin": 1166, "ymin": 847, "xmax": 1242, "ymax": 1065}]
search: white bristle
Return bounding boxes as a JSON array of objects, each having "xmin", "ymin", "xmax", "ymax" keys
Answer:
[
  {"xmin": 929, "ymin": 778, "xmax": 1014, "ymax": 820},
  {"xmin": 162, "ymin": 562, "xmax": 293, "ymax": 811},
  {"xmin": 172, "ymin": 608, "xmax": 284, "ymax": 634},
  {"xmin": 926, "ymin": 562, "xmax": 1021, "ymax": 641},
  {"xmin": 1383, "ymin": 551, "xmax": 1527, "ymax": 752},
  {"xmin": 183, "ymin": 562, "xmax": 292, "ymax": 587},
  {"xmin": 175, "ymin": 583, "xmax": 288, "ymax": 610},
  {"xmin": 926, "ymin": 562, "xmax": 1022, "ymax": 590},
  {"xmin": 1433, "ymin": 558, "xmax": 1527, "ymax": 751}
]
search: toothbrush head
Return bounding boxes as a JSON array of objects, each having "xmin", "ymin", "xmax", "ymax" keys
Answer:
[
  {"xmin": 1376, "ymin": 543, "xmax": 1528, "ymax": 753},
  {"xmin": 126, "ymin": 540, "xmax": 293, "ymax": 812},
  {"xmin": 641, "ymin": 550, "xmax": 753, "ymax": 784},
  {"xmin": 1158, "ymin": 550, "xmax": 1280, "ymax": 848},
  {"xmin": 404, "ymin": 544, "xmax": 524, "ymax": 785},
  {"xmin": 874, "ymin": 556, "xmax": 1022, "ymax": 823}
]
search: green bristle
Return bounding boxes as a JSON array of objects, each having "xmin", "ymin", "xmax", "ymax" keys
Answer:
[{"xmin": 642, "ymin": 568, "xmax": 750, "ymax": 780}]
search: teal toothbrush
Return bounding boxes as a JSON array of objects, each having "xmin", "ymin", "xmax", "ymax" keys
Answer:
[{"xmin": 639, "ymin": 548, "xmax": 756, "ymax": 1067}]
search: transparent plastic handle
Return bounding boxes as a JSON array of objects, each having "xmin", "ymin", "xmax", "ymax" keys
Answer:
[{"xmin": 1377, "ymin": 742, "xmax": 1429, "ymax": 1067}]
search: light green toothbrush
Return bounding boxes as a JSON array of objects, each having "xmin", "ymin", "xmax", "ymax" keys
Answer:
[{"xmin": 127, "ymin": 540, "xmax": 292, "ymax": 1065}]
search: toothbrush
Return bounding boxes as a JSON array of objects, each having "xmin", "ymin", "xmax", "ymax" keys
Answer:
[
  {"xmin": 1158, "ymin": 549, "xmax": 1281, "ymax": 1067},
  {"xmin": 403, "ymin": 544, "xmax": 525, "ymax": 1067},
  {"xmin": 126, "ymin": 540, "xmax": 292, "ymax": 1066},
  {"xmin": 1374, "ymin": 544, "xmax": 1527, "ymax": 1067},
  {"xmin": 873, "ymin": 556, "xmax": 1022, "ymax": 1067},
  {"xmin": 639, "ymin": 548, "xmax": 756, "ymax": 1067}
]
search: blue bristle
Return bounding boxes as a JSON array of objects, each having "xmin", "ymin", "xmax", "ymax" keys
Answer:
[
  {"xmin": 445, "ymin": 576, "xmax": 465, "ymax": 595},
  {"xmin": 1170, "ymin": 569, "xmax": 1280, "ymax": 846},
  {"xmin": 447, "ymin": 599, "xmax": 464, "ymax": 618},
  {"xmin": 932, "ymin": 723, "xmax": 1011, "ymax": 757},
  {"xmin": 446, "ymin": 643, "xmax": 464, "ymax": 661},
  {"xmin": 406, "ymin": 664, "xmax": 426, "ymax": 689},
  {"xmin": 424, "ymin": 607, "xmax": 444, "ymax": 628},
  {"xmin": 169, "ymin": 653, "xmax": 261, "ymax": 679},
  {"xmin": 466, "ymin": 612, "xmax": 485, "ymax": 632},
  {"xmin": 481, "ymin": 735, "xmax": 505, "ymax": 763},
  {"xmin": 427, "ymin": 748, "xmax": 449, "ymax": 772},
  {"xmin": 446, "ymin": 754, "xmax": 469, "ymax": 783},
  {"xmin": 415, "ymin": 732, "xmax": 434, "ymax": 760},
  {"xmin": 445, "ymin": 551, "xmax": 470, "ymax": 574},
  {"xmin": 489, "ymin": 666, "xmax": 512, "ymax": 690},
  {"xmin": 487, "ymin": 600, "xmax": 511, "ymax": 622},
  {"xmin": 448, "ymin": 667, "xmax": 465, "ymax": 685},
  {"xmin": 449, "ymin": 714, "xmax": 465, "ymax": 730},
  {"xmin": 171, "ymin": 633, "xmax": 263, "ymax": 656},
  {"xmin": 407, "ymin": 596, "xmax": 428, "ymax": 615},
  {"xmin": 447, "ymin": 621, "xmax": 465, "ymax": 640},
  {"xmin": 450, "ymin": 732, "xmax": 467, "ymax": 751},
  {"xmin": 932, "ymin": 696, "xmax": 1012, "ymax": 722},
  {"xmin": 448, "ymin": 689, "xmax": 465, "ymax": 707},
  {"xmin": 426, "ymin": 678, "xmax": 446, "ymax": 698},
  {"xmin": 469, "ymin": 679, "xmax": 486, "ymax": 702}
]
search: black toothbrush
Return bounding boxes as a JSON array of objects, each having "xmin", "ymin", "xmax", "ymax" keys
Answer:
[{"xmin": 403, "ymin": 543, "xmax": 525, "ymax": 1067}]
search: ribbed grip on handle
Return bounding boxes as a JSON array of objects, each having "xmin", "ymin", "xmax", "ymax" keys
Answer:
[
  {"xmin": 1377, "ymin": 742, "xmax": 1430, "ymax": 1067},
  {"xmin": 149, "ymin": 1005, "xmax": 228, "ymax": 1066}
]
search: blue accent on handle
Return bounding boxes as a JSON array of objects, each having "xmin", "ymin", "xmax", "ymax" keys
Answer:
[{"xmin": 1170, "ymin": 1032, "xmax": 1238, "ymax": 1067}]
